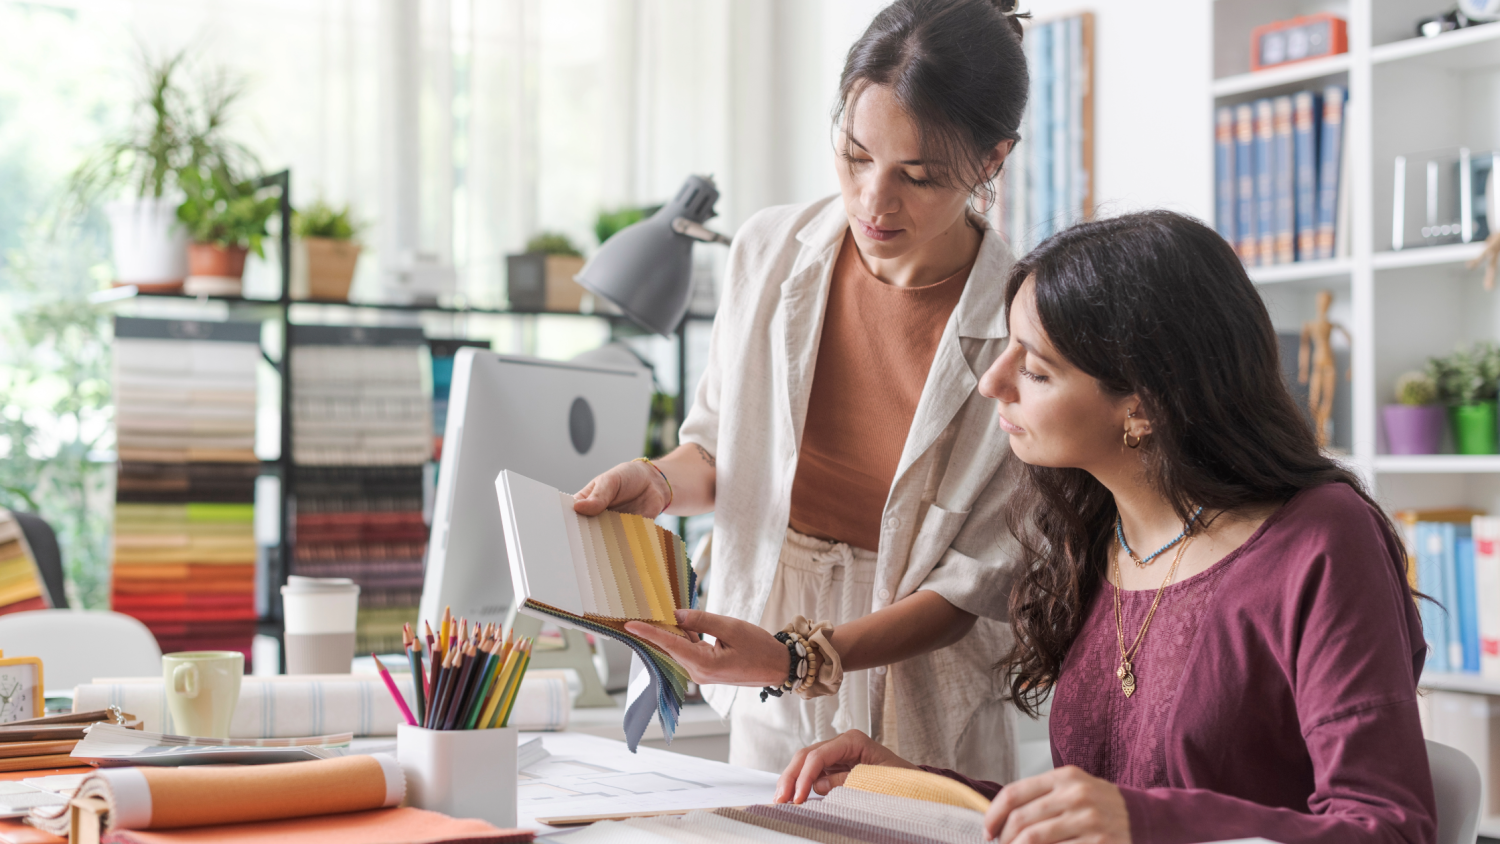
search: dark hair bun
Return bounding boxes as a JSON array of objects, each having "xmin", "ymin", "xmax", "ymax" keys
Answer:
[
  {"xmin": 991, "ymin": 0, "xmax": 1029, "ymax": 39},
  {"xmin": 835, "ymin": 0, "xmax": 1031, "ymax": 202}
]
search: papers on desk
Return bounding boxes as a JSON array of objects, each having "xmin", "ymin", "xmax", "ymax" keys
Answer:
[
  {"xmin": 72, "ymin": 723, "xmax": 354, "ymax": 767},
  {"xmin": 0, "ymin": 782, "xmax": 66, "ymax": 819},
  {"xmin": 515, "ymin": 732, "xmax": 777, "ymax": 829}
]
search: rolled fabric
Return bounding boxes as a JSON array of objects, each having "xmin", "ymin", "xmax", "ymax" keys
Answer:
[
  {"xmin": 73, "ymin": 675, "xmax": 569, "ymax": 737},
  {"xmin": 28, "ymin": 755, "xmax": 403, "ymax": 835},
  {"xmin": 782, "ymin": 616, "xmax": 842, "ymax": 700}
]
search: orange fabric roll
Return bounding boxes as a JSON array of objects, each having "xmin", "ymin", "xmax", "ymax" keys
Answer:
[{"xmin": 136, "ymin": 757, "xmax": 397, "ymax": 829}]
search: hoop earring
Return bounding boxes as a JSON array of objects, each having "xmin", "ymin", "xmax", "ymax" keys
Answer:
[{"xmin": 1124, "ymin": 431, "xmax": 1143, "ymax": 449}]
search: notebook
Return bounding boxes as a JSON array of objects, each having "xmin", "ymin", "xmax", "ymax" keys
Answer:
[{"xmin": 494, "ymin": 470, "xmax": 694, "ymax": 751}]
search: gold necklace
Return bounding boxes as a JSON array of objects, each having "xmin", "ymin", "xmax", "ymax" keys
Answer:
[{"xmin": 1112, "ymin": 535, "xmax": 1193, "ymax": 698}]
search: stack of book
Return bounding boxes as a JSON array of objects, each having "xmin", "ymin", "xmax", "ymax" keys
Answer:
[
  {"xmin": 1215, "ymin": 86, "xmax": 1349, "ymax": 267},
  {"xmin": 289, "ymin": 327, "xmax": 432, "ymax": 656},
  {"xmin": 991, "ymin": 12, "xmax": 1094, "ymax": 252},
  {"xmin": 0, "ymin": 510, "xmax": 49, "ymax": 614},
  {"xmin": 1398, "ymin": 508, "xmax": 1500, "ymax": 677},
  {"xmin": 111, "ymin": 318, "xmax": 261, "ymax": 661}
]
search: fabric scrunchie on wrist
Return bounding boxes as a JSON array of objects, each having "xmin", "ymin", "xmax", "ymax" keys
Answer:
[{"xmin": 783, "ymin": 615, "xmax": 843, "ymax": 700}]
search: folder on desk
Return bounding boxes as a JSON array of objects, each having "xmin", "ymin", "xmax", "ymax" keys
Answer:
[{"xmin": 495, "ymin": 470, "xmax": 694, "ymax": 752}]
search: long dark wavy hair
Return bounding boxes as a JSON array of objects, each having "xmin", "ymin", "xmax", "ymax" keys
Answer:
[{"xmin": 997, "ymin": 210, "xmax": 1412, "ymax": 716}]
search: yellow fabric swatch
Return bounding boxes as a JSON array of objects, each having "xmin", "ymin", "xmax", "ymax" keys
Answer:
[{"xmin": 843, "ymin": 764, "xmax": 991, "ymax": 813}]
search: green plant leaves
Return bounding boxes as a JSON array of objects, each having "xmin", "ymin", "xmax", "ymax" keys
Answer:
[
  {"xmin": 1428, "ymin": 342, "xmax": 1500, "ymax": 406},
  {"xmin": 175, "ymin": 166, "xmax": 278, "ymax": 255}
]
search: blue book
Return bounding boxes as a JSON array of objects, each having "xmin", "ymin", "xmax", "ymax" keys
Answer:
[
  {"xmin": 1457, "ymin": 533, "xmax": 1481, "ymax": 672},
  {"xmin": 1029, "ymin": 23, "xmax": 1054, "ymax": 243},
  {"xmin": 1292, "ymin": 91, "xmax": 1321, "ymax": 261},
  {"xmin": 1316, "ymin": 86, "xmax": 1346, "ymax": 260},
  {"xmin": 1272, "ymin": 96, "xmax": 1295, "ymax": 264},
  {"xmin": 1416, "ymin": 522, "xmax": 1451, "ymax": 672},
  {"xmin": 1254, "ymin": 99, "xmax": 1275, "ymax": 267},
  {"xmin": 1234, "ymin": 104, "xmax": 1256, "ymax": 263},
  {"xmin": 1215, "ymin": 106, "xmax": 1236, "ymax": 244}
]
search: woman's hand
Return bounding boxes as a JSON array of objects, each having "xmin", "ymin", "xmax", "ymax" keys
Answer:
[
  {"xmin": 775, "ymin": 730, "xmax": 917, "ymax": 804},
  {"xmin": 624, "ymin": 609, "xmax": 787, "ymax": 687},
  {"xmin": 573, "ymin": 459, "xmax": 668, "ymax": 517},
  {"xmin": 985, "ymin": 766, "xmax": 1130, "ymax": 844}
]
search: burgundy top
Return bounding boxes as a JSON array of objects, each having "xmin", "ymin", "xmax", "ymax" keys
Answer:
[{"xmin": 925, "ymin": 483, "xmax": 1437, "ymax": 844}]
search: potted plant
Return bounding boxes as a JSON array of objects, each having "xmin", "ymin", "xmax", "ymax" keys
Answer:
[
  {"xmin": 174, "ymin": 166, "xmax": 278, "ymax": 296},
  {"xmin": 293, "ymin": 201, "xmax": 362, "ymax": 301},
  {"xmin": 1382, "ymin": 372, "xmax": 1445, "ymax": 455},
  {"xmin": 1429, "ymin": 343, "xmax": 1500, "ymax": 455},
  {"xmin": 62, "ymin": 50, "xmax": 257, "ymax": 291},
  {"xmin": 506, "ymin": 232, "xmax": 588, "ymax": 312}
]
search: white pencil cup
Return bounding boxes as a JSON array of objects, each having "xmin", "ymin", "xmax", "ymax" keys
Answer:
[{"xmin": 397, "ymin": 724, "xmax": 518, "ymax": 828}]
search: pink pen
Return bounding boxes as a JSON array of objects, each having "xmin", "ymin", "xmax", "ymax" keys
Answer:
[{"xmin": 372, "ymin": 653, "xmax": 418, "ymax": 726}]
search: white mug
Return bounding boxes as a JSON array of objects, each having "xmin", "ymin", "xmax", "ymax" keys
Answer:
[{"xmin": 162, "ymin": 651, "xmax": 243, "ymax": 738}]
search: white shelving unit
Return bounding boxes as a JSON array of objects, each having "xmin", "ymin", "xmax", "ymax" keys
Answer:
[
  {"xmin": 1216, "ymin": 2, "xmax": 1500, "ymax": 834},
  {"xmin": 1214, "ymin": 1, "xmax": 1500, "ymax": 515}
]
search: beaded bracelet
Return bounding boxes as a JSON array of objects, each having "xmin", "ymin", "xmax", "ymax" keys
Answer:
[{"xmin": 759, "ymin": 630, "xmax": 826, "ymax": 701}]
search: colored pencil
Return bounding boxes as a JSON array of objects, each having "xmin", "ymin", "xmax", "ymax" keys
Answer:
[
  {"xmin": 489, "ymin": 638, "xmax": 531, "ymax": 729},
  {"xmin": 372, "ymin": 654, "xmax": 417, "ymax": 727},
  {"xmin": 405, "ymin": 639, "xmax": 426, "ymax": 726},
  {"xmin": 424, "ymin": 621, "xmax": 441, "ymax": 706},
  {"xmin": 442, "ymin": 642, "xmax": 478, "ymax": 730},
  {"xmin": 460, "ymin": 638, "xmax": 502, "ymax": 730},
  {"xmin": 427, "ymin": 646, "xmax": 455, "ymax": 729},
  {"xmin": 498, "ymin": 639, "xmax": 534, "ymax": 728},
  {"xmin": 486, "ymin": 641, "xmax": 528, "ymax": 725}
]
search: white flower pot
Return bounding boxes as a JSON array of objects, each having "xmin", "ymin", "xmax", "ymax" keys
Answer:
[{"xmin": 105, "ymin": 196, "xmax": 189, "ymax": 290}]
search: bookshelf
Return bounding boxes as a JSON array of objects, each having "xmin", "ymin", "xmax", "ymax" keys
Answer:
[
  {"xmin": 1215, "ymin": 3, "xmax": 1500, "ymax": 833},
  {"xmin": 1213, "ymin": 2, "xmax": 1500, "ymax": 511},
  {"xmin": 107, "ymin": 182, "xmax": 715, "ymax": 665}
]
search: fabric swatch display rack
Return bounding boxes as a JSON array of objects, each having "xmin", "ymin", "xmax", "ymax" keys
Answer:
[
  {"xmin": 110, "ymin": 317, "xmax": 262, "ymax": 661},
  {"xmin": 0, "ymin": 510, "xmax": 51, "ymax": 614},
  {"xmin": 289, "ymin": 325, "xmax": 433, "ymax": 656},
  {"xmin": 111, "ymin": 169, "xmax": 713, "ymax": 667}
]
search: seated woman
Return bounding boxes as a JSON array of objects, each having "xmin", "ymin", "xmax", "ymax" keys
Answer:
[{"xmin": 775, "ymin": 210, "xmax": 1437, "ymax": 844}]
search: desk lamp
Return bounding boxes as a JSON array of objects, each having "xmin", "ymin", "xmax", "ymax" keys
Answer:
[{"xmin": 576, "ymin": 174, "xmax": 732, "ymax": 336}]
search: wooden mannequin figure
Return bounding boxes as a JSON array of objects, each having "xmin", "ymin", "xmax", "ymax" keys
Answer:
[{"xmin": 1298, "ymin": 290, "xmax": 1351, "ymax": 449}]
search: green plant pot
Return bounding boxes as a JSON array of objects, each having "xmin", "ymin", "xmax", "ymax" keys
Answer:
[{"xmin": 1450, "ymin": 401, "xmax": 1499, "ymax": 455}]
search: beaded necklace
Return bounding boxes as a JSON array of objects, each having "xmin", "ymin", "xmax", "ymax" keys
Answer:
[{"xmin": 1114, "ymin": 506, "xmax": 1203, "ymax": 568}]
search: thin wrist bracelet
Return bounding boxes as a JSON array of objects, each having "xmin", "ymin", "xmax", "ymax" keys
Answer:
[{"xmin": 633, "ymin": 457, "xmax": 674, "ymax": 517}]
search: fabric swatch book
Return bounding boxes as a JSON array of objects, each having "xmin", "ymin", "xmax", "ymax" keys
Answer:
[{"xmin": 494, "ymin": 470, "xmax": 696, "ymax": 751}]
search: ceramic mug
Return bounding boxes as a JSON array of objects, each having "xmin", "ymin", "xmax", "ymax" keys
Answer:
[{"xmin": 162, "ymin": 651, "xmax": 243, "ymax": 738}]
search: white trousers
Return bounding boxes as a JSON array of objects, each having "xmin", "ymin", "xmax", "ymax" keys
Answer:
[{"xmin": 728, "ymin": 528, "xmax": 880, "ymax": 773}]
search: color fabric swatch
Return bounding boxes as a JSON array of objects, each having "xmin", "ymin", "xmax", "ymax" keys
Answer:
[
  {"xmin": 111, "ymin": 318, "xmax": 262, "ymax": 661},
  {"xmin": 0, "ymin": 511, "xmax": 48, "ymax": 614},
  {"xmin": 496, "ymin": 472, "xmax": 696, "ymax": 752}
]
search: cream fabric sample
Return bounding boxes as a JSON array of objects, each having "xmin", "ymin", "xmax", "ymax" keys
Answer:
[{"xmin": 844, "ymin": 764, "xmax": 990, "ymax": 812}]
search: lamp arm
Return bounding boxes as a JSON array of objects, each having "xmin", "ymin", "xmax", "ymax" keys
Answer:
[{"xmin": 671, "ymin": 217, "xmax": 733, "ymax": 245}]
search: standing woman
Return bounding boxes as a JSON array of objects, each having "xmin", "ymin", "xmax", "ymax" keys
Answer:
[{"xmin": 573, "ymin": 0, "xmax": 1029, "ymax": 780}]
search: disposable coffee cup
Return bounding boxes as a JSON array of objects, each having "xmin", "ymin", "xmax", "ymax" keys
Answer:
[{"xmin": 281, "ymin": 575, "xmax": 360, "ymax": 674}]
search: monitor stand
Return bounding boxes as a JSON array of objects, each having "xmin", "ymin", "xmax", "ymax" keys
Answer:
[{"xmin": 508, "ymin": 612, "xmax": 617, "ymax": 708}]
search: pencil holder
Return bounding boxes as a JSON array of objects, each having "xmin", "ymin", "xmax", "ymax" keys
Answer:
[{"xmin": 397, "ymin": 724, "xmax": 517, "ymax": 827}]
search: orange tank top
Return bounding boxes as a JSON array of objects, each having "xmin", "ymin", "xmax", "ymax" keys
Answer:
[{"xmin": 788, "ymin": 230, "xmax": 972, "ymax": 552}]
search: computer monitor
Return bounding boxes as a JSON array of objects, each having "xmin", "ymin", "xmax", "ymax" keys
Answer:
[{"xmin": 419, "ymin": 349, "xmax": 653, "ymax": 630}]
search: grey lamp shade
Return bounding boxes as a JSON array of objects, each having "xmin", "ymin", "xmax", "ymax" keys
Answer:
[{"xmin": 576, "ymin": 175, "xmax": 723, "ymax": 336}]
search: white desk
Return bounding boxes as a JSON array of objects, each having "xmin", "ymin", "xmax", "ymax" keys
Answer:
[{"xmin": 566, "ymin": 694, "xmax": 730, "ymax": 762}]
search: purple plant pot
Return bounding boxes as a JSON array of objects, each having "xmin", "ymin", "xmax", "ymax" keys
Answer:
[{"xmin": 1382, "ymin": 404, "xmax": 1446, "ymax": 455}]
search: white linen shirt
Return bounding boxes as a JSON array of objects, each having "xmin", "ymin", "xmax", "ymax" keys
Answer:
[{"xmin": 681, "ymin": 195, "xmax": 1023, "ymax": 774}]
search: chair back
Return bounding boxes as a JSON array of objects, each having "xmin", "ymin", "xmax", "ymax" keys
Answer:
[
  {"xmin": 1427, "ymin": 739, "xmax": 1482, "ymax": 844},
  {"xmin": 0, "ymin": 610, "xmax": 162, "ymax": 693},
  {"xmin": 11, "ymin": 512, "xmax": 68, "ymax": 609}
]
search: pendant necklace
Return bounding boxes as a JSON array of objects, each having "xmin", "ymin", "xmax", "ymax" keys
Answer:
[
  {"xmin": 1115, "ymin": 506, "xmax": 1203, "ymax": 568},
  {"xmin": 1112, "ymin": 534, "xmax": 1193, "ymax": 698}
]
